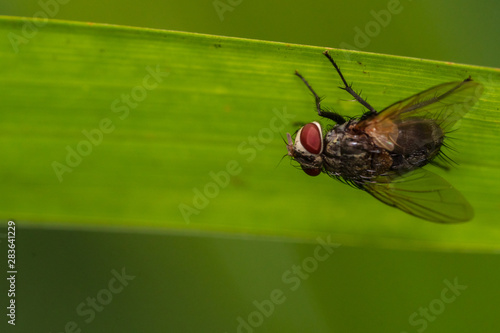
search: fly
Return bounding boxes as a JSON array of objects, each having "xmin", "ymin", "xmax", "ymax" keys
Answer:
[{"xmin": 287, "ymin": 51, "xmax": 484, "ymax": 223}]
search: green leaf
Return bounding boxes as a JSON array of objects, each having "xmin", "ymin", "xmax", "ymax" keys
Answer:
[{"xmin": 1, "ymin": 16, "xmax": 499, "ymax": 252}]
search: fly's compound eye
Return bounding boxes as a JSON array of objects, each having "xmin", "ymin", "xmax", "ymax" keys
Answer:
[
  {"xmin": 293, "ymin": 122, "xmax": 324, "ymax": 177},
  {"xmin": 298, "ymin": 122, "xmax": 323, "ymax": 155},
  {"xmin": 295, "ymin": 122, "xmax": 323, "ymax": 155}
]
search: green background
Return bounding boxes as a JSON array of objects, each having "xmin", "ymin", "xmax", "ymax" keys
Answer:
[{"xmin": 1, "ymin": 0, "xmax": 500, "ymax": 332}]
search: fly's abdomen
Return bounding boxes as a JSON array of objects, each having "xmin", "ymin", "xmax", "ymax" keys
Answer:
[{"xmin": 390, "ymin": 118, "xmax": 444, "ymax": 171}]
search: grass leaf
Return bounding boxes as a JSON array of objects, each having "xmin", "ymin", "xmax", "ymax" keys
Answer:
[{"xmin": 1, "ymin": 16, "xmax": 499, "ymax": 252}]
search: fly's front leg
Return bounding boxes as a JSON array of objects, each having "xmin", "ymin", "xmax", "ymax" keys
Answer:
[{"xmin": 294, "ymin": 70, "xmax": 346, "ymax": 125}]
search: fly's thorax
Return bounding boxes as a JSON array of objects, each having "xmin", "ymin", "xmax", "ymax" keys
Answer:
[
  {"xmin": 323, "ymin": 122, "xmax": 347, "ymax": 158},
  {"xmin": 323, "ymin": 120, "xmax": 374, "ymax": 158},
  {"xmin": 323, "ymin": 120, "xmax": 392, "ymax": 180}
]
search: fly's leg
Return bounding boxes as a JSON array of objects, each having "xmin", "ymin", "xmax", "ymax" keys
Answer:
[
  {"xmin": 294, "ymin": 70, "xmax": 346, "ymax": 124},
  {"xmin": 323, "ymin": 50, "xmax": 377, "ymax": 116}
]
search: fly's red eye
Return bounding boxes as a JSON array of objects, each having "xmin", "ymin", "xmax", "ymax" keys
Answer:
[
  {"xmin": 301, "ymin": 166, "xmax": 321, "ymax": 176},
  {"xmin": 300, "ymin": 122, "xmax": 322, "ymax": 154}
]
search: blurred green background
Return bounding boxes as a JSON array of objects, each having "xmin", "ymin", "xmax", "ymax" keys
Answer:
[{"xmin": 2, "ymin": 0, "xmax": 500, "ymax": 332}]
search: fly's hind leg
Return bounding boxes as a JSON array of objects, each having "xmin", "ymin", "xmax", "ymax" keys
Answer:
[{"xmin": 323, "ymin": 50, "xmax": 377, "ymax": 116}]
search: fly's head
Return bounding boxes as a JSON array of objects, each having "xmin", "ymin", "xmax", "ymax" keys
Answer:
[{"xmin": 286, "ymin": 121, "xmax": 324, "ymax": 176}]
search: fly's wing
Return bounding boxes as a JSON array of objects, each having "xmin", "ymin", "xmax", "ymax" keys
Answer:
[
  {"xmin": 363, "ymin": 169, "xmax": 473, "ymax": 223},
  {"xmin": 357, "ymin": 79, "xmax": 483, "ymax": 148}
]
